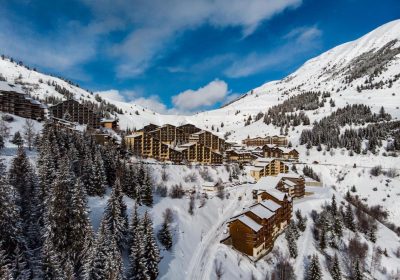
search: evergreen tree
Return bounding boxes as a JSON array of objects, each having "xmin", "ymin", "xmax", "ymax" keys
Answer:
[
  {"xmin": 141, "ymin": 167, "xmax": 153, "ymax": 207},
  {"xmin": 88, "ymin": 222, "xmax": 122, "ymax": 280},
  {"xmin": 333, "ymin": 217, "xmax": 343, "ymax": 238},
  {"xmin": 41, "ymin": 237, "xmax": 64, "ymax": 280},
  {"xmin": 285, "ymin": 225, "xmax": 298, "ymax": 259},
  {"xmin": 142, "ymin": 211, "xmax": 160, "ymax": 280},
  {"xmin": 353, "ymin": 259, "xmax": 363, "ymax": 280},
  {"xmin": 127, "ymin": 214, "xmax": 148, "ymax": 280},
  {"xmin": 344, "ymin": 203, "xmax": 356, "ymax": 232},
  {"xmin": 331, "ymin": 195, "xmax": 337, "ymax": 216},
  {"xmin": 307, "ymin": 254, "xmax": 322, "ymax": 280},
  {"xmin": 88, "ymin": 149, "xmax": 107, "ymax": 196},
  {"xmin": 10, "ymin": 131, "xmax": 24, "ymax": 146},
  {"xmin": 102, "ymin": 178, "xmax": 128, "ymax": 249},
  {"xmin": 158, "ymin": 219, "xmax": 173, "ymax": 251},
  {"xmin": 319, "ymin": 228, "xmax": 327, "ymax": 251},
  {"xmin": 329, "ymin": 253, "xmax": 342, "ymax": 280},
  {"xmin": 0, "ymin": 245, "xmax": 13, "ymax": 280},
  {"xmin": 0, "ymin": 172, "xmax": 31, "ymax": 279}
]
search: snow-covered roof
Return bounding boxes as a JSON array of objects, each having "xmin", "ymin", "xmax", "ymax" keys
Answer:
[
  {"xmin": 237, "ymin": 215, "xmax": 262, "ymax": 232},
  {"xmin": 250, "ymin": 167, "xmax": 263, "ymax": 172},
  {"xmin": 180, "ymin": 143, "xmax": 196, "ymax": 147},
  {"xmin": 0, "ymin": 81, "xmax": 24, "ymax": 93},
  {"xmin": 249, "ymin": 204, "xmax": 275, "ymax": 219},
  {"xmin": 254, "ymin": 176, "xmax": 281, "ymax": 189},
  {"xmin": 263, "ymin": 188, "xmax": 289, "ymax": 202},
  {"xmin": 259, "ymin": 200, "xmax": 281, "ymax": 212},
  {"xmin": 125, "ymin": 132, "xmax": 143, "ymax": 138},
  {"xmin": 203, "ymin": 182, "xmax": 217, "ymax": 187}
]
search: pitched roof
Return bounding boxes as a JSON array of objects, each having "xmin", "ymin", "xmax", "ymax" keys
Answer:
[
  {"xmin": 260, "ymin": 200, "xmax": 281, "ymax": 212},
  {"xmin": 237, "ymin": 215, "xmax": 262, "ymax": 232},
  {"xmin": 249, "ymin": 204, "xmax": 275, "ymax": 219}
]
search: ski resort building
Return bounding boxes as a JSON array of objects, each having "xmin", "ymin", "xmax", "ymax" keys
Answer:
[
  {"xmin": 0, "ymin": 84, "xmax": 46, "ymax": 120},
  {"xmin": 242, "ymin": 135, "xmax": 288, "ymax": 147},
  {"xmin": 49, "ymin": 99, "xmax": 101, "ymax": 128},
  {"xmin": 262, "ymin": 145, "xmax": 299, "ymax": 161},
  {"xmin": 225, "ymin": 149, "xmax": 258, "ymax": 163},
  {"xmin": 100, "ymin": 118, "xmax": 119, "ymax": 131},
  {"xmin": 249, "ymin": 159, "xmax": 289, "ymax": 180},
  {"xmin": 253, "ymin": 174, "xmax": 305, "ymax": 199},
  {"xmin": 228, "ymin": 186, "xmax": 293, "ymax": 258},
  {"xmin": 125, "ymin": 123, "xmax": 224, "ymax": 164}
]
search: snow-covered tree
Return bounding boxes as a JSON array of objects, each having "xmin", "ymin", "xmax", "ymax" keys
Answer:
[
  {"xmin": 307, "ymin": 254, "xmax": 322, "ymax": 280},
  {"xmin": 102, "ymin": 178, "xmax": 128, "ymax": 249},
  {"xmin": 142, "ymin": 211, "xmax": 160, "ymax": 280},
  {"xmin": 329, "ymin": 253, "xmax": 342, "ymax": 280}
]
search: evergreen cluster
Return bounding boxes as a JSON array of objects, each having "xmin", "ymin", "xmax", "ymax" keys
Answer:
[
  {"xmin": 303, "ymin": 166, "xmax": 320, "ymax": 182},
  {"xmin": 0, "ymin": 123, "xmax": 160, "ymax": 279},
  {"xmin": 300, "ymin": 105, "xmax": 395, "ymax": 153}
]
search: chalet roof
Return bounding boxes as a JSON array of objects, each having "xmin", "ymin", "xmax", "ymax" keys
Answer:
[
  {"xmin": 259, "ymin": 200, "xmax": 281, "ymax": 212},
  {"xmin": 203, "ymin": 182, "xmax": 217, "ymax": 187},
  {"xmin": 250, "ymin": 166, "xmax": 263, "ymax": 172},
  {"xmin": 254, "ymin": 176, "xmax": 281, "ymax": 190},
  {"xmin": 262, "ymin": 188, "xmax": 288, "ymax": 202},
  {"xmin": 237, "ymin": 215, "xmax": 262, "ymax": 232},
  {"xmin": 100, "ymin": 118, "xmax": 118, "ymax": 123},
  {"xmin": 249, "ymin": 204, "xmax": 275, "ymax": 219}
]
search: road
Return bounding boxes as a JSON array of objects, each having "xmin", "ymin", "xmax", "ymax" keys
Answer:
[{"xmin": 185, "ymin": 184, "xmax": 249, "ymax": 280}]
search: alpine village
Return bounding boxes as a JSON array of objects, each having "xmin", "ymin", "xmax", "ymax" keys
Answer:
[{"xmin": 1, "ymin": 7, "xmax": 400, "ymax": 280}]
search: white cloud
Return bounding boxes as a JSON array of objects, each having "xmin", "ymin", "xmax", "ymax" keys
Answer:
[
  {"xmin": 172, "ymin": 79, "xmax": 228, "ymax": 111},
  {"xmin": 83, "ymin": 0, "xmax": 302, "ymax": 77},
  {"xmin": 133, "ymin": 95, "xmax": 168, "ymax": 114},
  {"xmin": 224, "ymin": 25, "xmax": 322, "ymax": 78},
  {"xmin": 95, "ymin": 89, "xmax": 127, "ymax": 102}
]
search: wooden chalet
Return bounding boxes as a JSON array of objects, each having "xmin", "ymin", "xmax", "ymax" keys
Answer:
[
  {"xmin": 229, "ymin": 186, "xmax": 293, "ymax": 258},
  {"xmin": 249, "ymin": 159, "xmax": 289, "ymax": 180},
  {"xmin": 148, "ymin": 124, "xmax": 188, "ymax": 145},
  {"xmin": 49, "ymin": 99, "xmax": 100, "ymax": 128},
  {"xmin": 100, "ymin": 118, "xmax": 119, "ymax": 130},
  {"xmin": 189, "ymin": 130, "xmax": 225, "ymax": 153},
  {"xmin": 178, "ymin": 123, "xmax": 202, "ymax": 135},
  {"xmin": 0, "ymin": 83, "xmax": 46, "ymax": 120},
  {"xmin": 138, "ymin": 123, "xmax": 160, "ymax": 133},
  {"xmin": 242, "ymin": 135, "xmax": 288, "ymax": 147},
  {"xmin": 225, "ymin": 149, "xmax": 257, "ymax": 163},
  {"xmin": 262, "ymin": 145, "xmax": 299, "ymax": 161}
]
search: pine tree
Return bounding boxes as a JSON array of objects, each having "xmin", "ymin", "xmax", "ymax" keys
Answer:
[
  {"xmin": 307, "ymin": 254, "xmax": 322, "ymax": 280},
  {"xmin": 319, "ymin": 228, "xmax": 327, "ymax": 251},
  {"xmin": 41, "ymin": 237, "xmax": 64, "ymax": 280},
  {"xmin": 353, "ymin": 259, "xmax": 363, "ymax": 280},
  {"xmin": 0, "ymin": 245, "xmax": 13, "ymax": 280},
  {"xmin": 88, "ymin": 222, "xmax": 122, "ymax": 280},
  {"xmin": 89, "ymin": 149, "xmax": 107, "ymax": 196},
  {"xmin": 142, "ymin": 211, "xmax": 160, "ymax": 280},
  {"xmin": 344, "ymin": 203, "xmax": 356, "ymax": 232},
  {"xmin": 331, "ymin": 195, "xmax": 337, "ymax": 216},
  {"xmin": 10, "ymin": 131, "xmax": 24, "ymax": 146},
  {"xmin": 285, "ymin": 225, "xmax": 298, "ymax": 259},
  {"xmin": 158, "ymin": 219, "xmax": 173, "ymax": 251},
  {"xmin": 0, "ymin": 172, "xmax": 31, "ymax": 279},
  {"xmin": 333, "ymin": 217, "xmax": 343, "ymax": 238},
  {"xmin": 102, "ymin": 178, "xmax": 128, "ymax": 249},
  {"xmin": 330, "ymin": 254, "xmax": 342, "ymax": 280},
  {"xmin": 141, "ymin": 167, "xmax": 153, "ymax": 207},
  {"xmin": 127, "ymin": 214, "xmax": 148, "ymax": 280}
]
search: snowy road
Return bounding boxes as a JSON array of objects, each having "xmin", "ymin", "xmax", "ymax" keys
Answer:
[{"xmin": 185, "ymin": 185, "xmax": 249, "ymax": 280}]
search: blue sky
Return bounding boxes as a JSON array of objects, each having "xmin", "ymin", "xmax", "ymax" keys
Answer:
[{"xmin": 0, "ymin": 0, "xmax": 399, "ymax": 114}]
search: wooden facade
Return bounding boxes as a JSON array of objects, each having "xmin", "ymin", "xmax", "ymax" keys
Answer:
[
  {"xmin": 250, "ymin": 159, "xmax": 289, "ymax": 180},
  {"xmin": 229, "ymin": 188, "xmax": 293, "ymax": 258},
  {"xmin": 100, "ymin": 119, "xmax": 119, "ymax": 130},
  {"xmin": 242, "ymin": 135, "xmax": 288, "ymax": 147},
  {"xmin": 276, "ymin": 175, "xmax": 305, "ymax": 198},
  {"xmin": 0, "ymin": 90, "xmax": 46, "ymax": 120},
  {"xmin": 178, "ymin": 123, "xmax": 201, "ymax": 135},
  {"xmin": 262, "ymin": 145, "xmax": 299, "ymax": 161},
  {"xmin": 226, "ymin": 149, "xmax": 257, "ymax": 163},
  {"xmin": 49, "ymin": 99, "xmax": 100, "ymax": 128},
  {"xmin": 189, "ymin": 130, "xmax": 225, "ymax": 153},
  {"xmin": 125, "ymin": 123, "xmax": 224, "ymax": 164}
]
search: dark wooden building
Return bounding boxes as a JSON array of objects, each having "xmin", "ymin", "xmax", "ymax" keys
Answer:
[
  {"xmin": 49, "ymin": 99, "xmax": 100, "ymax": 128},
  {"xmin": 0, "ymin": 89, "xmax": 46, "ymax": 120}
]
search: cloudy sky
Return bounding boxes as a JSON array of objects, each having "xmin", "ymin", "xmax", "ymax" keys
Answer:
[{"xmin": 1, "ymin": 0, "xmax": 399, "ymax": 114}]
